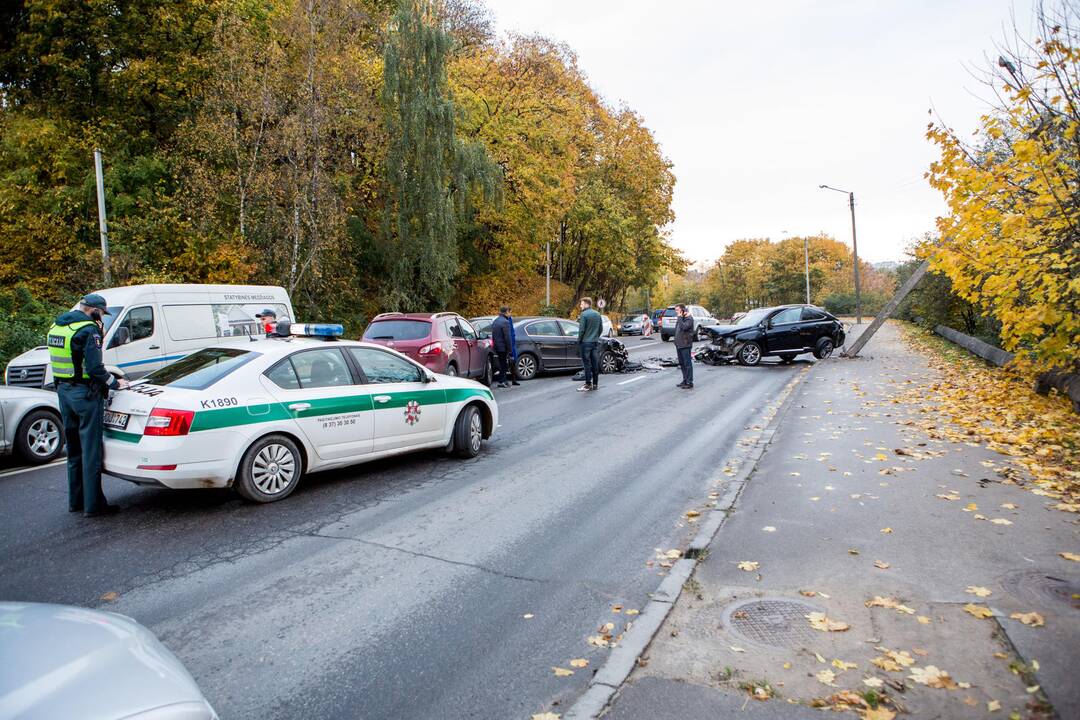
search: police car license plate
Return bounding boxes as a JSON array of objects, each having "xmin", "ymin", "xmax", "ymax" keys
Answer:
[{"xmin": 103, "ymin": 411, "xmax": 129, "ymax": 430}]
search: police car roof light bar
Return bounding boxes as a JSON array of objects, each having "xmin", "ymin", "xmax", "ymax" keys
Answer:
[{"xmin": 289, "ymin": 323, "xmax": 344, "ymax": 338}]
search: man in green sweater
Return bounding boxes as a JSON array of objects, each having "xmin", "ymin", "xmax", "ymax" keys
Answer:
[{"xmin": 577, "ymin": 297, "xmax": 603, "ymax": 391}]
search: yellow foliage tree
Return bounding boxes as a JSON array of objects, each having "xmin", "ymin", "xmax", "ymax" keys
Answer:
[{"xmin": 926, "ymin": 2, "xmax": 1079, "ymax": 370}]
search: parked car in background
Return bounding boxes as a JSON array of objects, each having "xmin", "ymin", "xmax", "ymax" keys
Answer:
[
  {"xmin": 701, "ymin": 304, "xmax": 846, "ymax": 366},
  {"xmin": 363, "ymin": 312, "xmax": 493, "ymax": 385},
  {"xmin": 0, "ymin": 602, "xmax": 218, "ymax": 719},
  {"xmin": 599, "ymin": 314, "xmax": 615, "ymax": 338},
  {"xmin": 510, "ymin": 317, "xmax": 628, "ymax": 380},
  {"xmin": 619, "ymin": 313, "xmax": 651, "ymax": 336},
  {"xmin": 470, "ymin": 316, "xmax": 495, "ymax": 339},
  {"xmin": 0, "ymin": 386, "xmax": 64, "ymax": 463},
  {"xmin": 5, "ymin": 284, "xmax": 295, "ymax": 389},
  {"xmin": 650, "ymin": 309, "xmax": 665, "ymax": 334},
  {"xmin": 659, "ymin": 304, "xmax": 716, "ymax": 342}
]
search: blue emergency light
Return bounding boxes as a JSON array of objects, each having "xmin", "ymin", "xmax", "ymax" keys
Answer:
[{"xmin": 288, "ymin": 323, "xmax": 344, "ymax": 337}]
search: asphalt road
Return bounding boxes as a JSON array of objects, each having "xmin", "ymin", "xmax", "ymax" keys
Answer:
[{"xmin": 0, "ymin": 336, "xmax": 806, "ymax": 719}]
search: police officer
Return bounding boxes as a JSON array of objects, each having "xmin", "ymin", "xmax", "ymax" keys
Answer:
[
  {"xmin": 48, "ymin": 294, "xmax": 129, "ymax": 517},
  {"xmin": 255, "ymin": 308, "xmax": 277, "ymax": 335}
]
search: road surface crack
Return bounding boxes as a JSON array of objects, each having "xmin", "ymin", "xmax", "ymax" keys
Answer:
[{"xmin": 297, "ymin": 531, "xmax": 548, "ymax": 583}]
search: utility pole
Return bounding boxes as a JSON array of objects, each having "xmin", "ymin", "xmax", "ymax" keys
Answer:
[
  {"xmin": 94, "ymin": 149, "xmax": 112, "ymax": 286},
  {"xmin": 819, "ymin": 184, "xmax": 862, "ymax": 323}
]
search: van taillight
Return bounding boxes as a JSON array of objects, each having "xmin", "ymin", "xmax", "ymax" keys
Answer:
[
  {"xmin": 144, "ymin": 408, "xmax": 195, "ymax": 436},
  {"xmin": 419, "ymin": 342, "xmax": 443, "ymax": 355}
]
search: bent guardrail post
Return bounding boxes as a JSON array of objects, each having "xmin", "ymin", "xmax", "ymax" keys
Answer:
[{"xmin": 843, "ymin": 259, "xmax": 929, "ymax": 358}]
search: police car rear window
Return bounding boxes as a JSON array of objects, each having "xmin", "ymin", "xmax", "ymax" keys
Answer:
[
  {"xmin": 363, "ymin": 319, "xmax": 431, "ymax": 341},
  {"xmin": 142, "ymin": 348, "xmax": 258, "ymax": 390}
]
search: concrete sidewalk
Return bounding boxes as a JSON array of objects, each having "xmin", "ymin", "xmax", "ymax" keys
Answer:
[{"xmin": 603, "ymin": 322, "xmax": 1077, "ymax": 720}]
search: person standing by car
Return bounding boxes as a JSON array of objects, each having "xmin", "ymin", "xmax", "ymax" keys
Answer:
[
  {"xmin": 506, "ymin": 309, "xmax": 521, "ymax": 386},
  {"xmin": 255, "ymin": 308, "xmax": 277, "ymax": 335},
  {"xmin": 491, "ymin": 307, "xmax": 514, "ymax": 388},
  {"xmin": 47, "ymin": 294, "xmax": 129, "ymax": 517},
  {"xmin": 674, "ymin": 303, "xmax": 695, "ymax": 389},
  {"xmin": 577, "ymin": 297, "xmax": 602, "ymax": 392}
]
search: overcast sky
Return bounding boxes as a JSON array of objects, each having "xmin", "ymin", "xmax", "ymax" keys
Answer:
[{"xmin": 483, "ymin": 0, "xmax": 1036, "ymax": 266}]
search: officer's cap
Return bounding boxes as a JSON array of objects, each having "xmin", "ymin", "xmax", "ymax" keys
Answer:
[
  {"xmin": 256, "ymin": 308, "xmax": 277, "ymax": 318},
  {"xmin": 81, "ymin": 293, "xmax": 111, "ymax": 315}
]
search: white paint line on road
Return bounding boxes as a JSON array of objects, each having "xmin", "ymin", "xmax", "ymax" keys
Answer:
[
  {"xmin": 617, "ymin": 375, "xmax": 649, "ymax": 386},
  {"xmin": 627, "ymin": 342, "xmax": 660, "ymax": 353},
  {"xmin": 0, "ymin": 459, "xmax": 65, "ymax": 479}
]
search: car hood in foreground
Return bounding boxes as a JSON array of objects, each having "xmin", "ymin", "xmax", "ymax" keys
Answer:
[{"xmin": 0, "ymin": 602, "xmax": 217, "ymax": 720}]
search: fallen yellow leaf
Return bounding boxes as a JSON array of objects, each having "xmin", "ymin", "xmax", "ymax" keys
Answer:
[
  {"xmin": 880, "ymin": 527, "xmax": 893, "ymax": 534},
  {"xmin": 737, "ymin": 561, "xmax": 760, "ymax": 572},
  {"xmin": 1010, "ymin": 611, "xmax": 1045, "ymax": 627},
  {"xmin": 963, "ymin": 603, "xmax": 993, "ymax": 619},
  {"xmin": 624, "ymin": 609, "xmax": 640, "ymax": 616},
  {"xmin": 532, "ymin": 714, "xmax": 560, "ymax": 720},
  {"xmin": 569, "ymin": 658, "xmax": 589, "ymax": 668},
  {"xmin": 987, "ymin": 699, "xmax": 1001, "ymax": 712},
  {"xmin": 587, "ymin": 635, "xmax": 609, "ymax": 648},
  {"xmin": 874, "ymin": 560, "xmax": 890, "ymax": 569},
  {"xmin": 685, "ymin": 510, "xmax": 701, "ymax": 518},
  {"xmin": 862, "ymin": 677, "xmax": 884, "ymax": 688},
  {"xmin": 917, "ymin": 615, "xmax": 932, "ymax": 624},
  {"xmin": 832, "ymin": 659, "xmax": 857, "ymax": 671},
  {"xmin": 908, "ymin": 665, "xmax": 958, "ymax": 689},
  {"xmin": 965, "ymin": 586, "xmax": 992, "ymax": 597},
  {"xmin": 806, "ymin": 612, "xmax": 850, "ymax": 632},
  {"xmin": 815, "ymin": 669, "xmax": 837, "ymax": 686},
  {"xmin": 100, "ymin": 591, "xmax": 119, "ymax": 602},
  {"xmin": 730, "ymin": 645, "xmax": 746, "ymax": 653},
  {"xmin": 863, "ymin": 708, "xmax": 896, "ymax": 720},
  {"xmin": 552, "ymin": 667, "xmax": 574, "ymax": 677},
  {"xmin": 990, "ymin": 518, "xmax": 1013, "ymax": 525},
  {"xmin": 1059, "ymin": 552, "xmax": 1080, "ymax": 562}
]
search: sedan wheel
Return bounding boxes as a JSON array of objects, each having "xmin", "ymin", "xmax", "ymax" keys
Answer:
[
  {"xmin": 515, "ymin": 353, "xmax": 538, "ymax": 381},
  {"xmin": 600, "ymin": 350, "xmax": 618, "ymax": 374},
  {"xmin": 236, "ymin": 435, "xmax": 302, "ymax": 503},
  {"xmin": 16, "ymin": 410, "xmax": 63, "ymax": 463},
  {"xmin": 737, "ymin": 342, "xmax": 762, "ymax": 366}
]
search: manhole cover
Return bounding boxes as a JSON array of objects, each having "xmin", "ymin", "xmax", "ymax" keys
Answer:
[
  {"xmin": 721, "ymin": 597, "xmax": 824, "ymax": 649},
  {"xmin": 1000, "ymin": 570, "xmax": 1080, "ymax": 609}
]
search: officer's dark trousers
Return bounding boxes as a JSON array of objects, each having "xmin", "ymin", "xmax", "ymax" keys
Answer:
[{"xmin": 57, "ymin": 383, "xmax": 107, "ymax": 513}]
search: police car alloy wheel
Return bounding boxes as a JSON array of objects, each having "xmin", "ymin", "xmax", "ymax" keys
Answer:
[
  {"xmin": 453, "ymin": 405, "xmax": 483, "ymax": 458},
  {"xmin": 16, "ymin": 410, "xmax": 64, "ymax": 463},
  {"xmin": 236, "ymin": 434, "xmax": 302, "ymax": 503}
]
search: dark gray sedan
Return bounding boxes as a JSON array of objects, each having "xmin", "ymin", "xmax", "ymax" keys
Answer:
[{"xmin": 509, "ymin": 317, "xmax": 628, "ymax": 380}]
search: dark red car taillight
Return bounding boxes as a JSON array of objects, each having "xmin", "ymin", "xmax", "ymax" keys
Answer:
[{"xmin": 144, "ymin": 408, "xmax": 195, "ymax": 436}]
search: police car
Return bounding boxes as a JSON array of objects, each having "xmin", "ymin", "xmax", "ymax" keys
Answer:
[{"xmin": 102, "ymin": 324, "xmax": 497, "ymax": 503}]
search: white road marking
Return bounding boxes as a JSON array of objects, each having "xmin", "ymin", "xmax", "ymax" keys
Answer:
[
  {"xmin": 0, "ymin": 459, "xmax": 65, "ymax": 478},
  {"xmin": 617, "ymin": 375, "xmax": 649, "ymax": 386},
  {"xmin": 627, "ymin": 342, "xmax": 661, "ymax": 352}
]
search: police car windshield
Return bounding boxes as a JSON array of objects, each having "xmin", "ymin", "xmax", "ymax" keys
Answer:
[
  {"xmin": 143, "ymin": 348, "xmax": 258, "ymax": 390},
  {"xmin": 363, "ymin": 319, "xmax": 431, "ymax": 341}
]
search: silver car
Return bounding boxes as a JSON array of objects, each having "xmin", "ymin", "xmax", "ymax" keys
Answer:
[
  {"xmin": 0, "ymin": 602, "xmax": 218, "ymax": 719},
  {"xmin": 0, "ymin": 386, "xmax": 64, "ymax": 464}
]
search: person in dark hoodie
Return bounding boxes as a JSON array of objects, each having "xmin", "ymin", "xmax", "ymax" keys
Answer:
[
  {"xmin": 47, "ymin": 294, "xmax": 129, "ymax": 517},
  {"xmin": 490, "ymin": 307, "xmax": 514, "ymax": 388}
]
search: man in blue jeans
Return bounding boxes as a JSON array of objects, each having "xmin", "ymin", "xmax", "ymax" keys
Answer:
[
  {"xmin": 674, "ymin": 303, "xmax": 695, "ymax": 389},
  {"xmin": 576, "ymin": 297, "xmax": 602, "ymax": 392}
]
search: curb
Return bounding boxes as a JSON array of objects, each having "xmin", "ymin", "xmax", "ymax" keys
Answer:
[{"xmin": 562, "ymin": 366, "xmax": 811, "ymax": 720}]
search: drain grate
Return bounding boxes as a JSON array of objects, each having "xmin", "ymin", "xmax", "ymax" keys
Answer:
[
  {"xmin": 1000, "ymin": 570, "xmax": 1080, "ymax": 609},
  {"xmin": 721, "ymin": 598, "xmax": 825, "ymax": 649}
]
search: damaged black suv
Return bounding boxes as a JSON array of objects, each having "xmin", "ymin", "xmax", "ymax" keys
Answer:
[{"xmin": 700, "ymin": 305, "xmax": 846, "ymax": 366}]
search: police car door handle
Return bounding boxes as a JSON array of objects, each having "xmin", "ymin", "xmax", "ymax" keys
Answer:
[
  {"xmin": 288, "ymin": 403, "xmax": 311, "ymax": 411},
  {"xmin": 148, "ymin": 344, "xmax": 160, "ymax": 349},
  {"xmin": 373, "ymin": 395, "xmax": 392, "ymax": 404}
]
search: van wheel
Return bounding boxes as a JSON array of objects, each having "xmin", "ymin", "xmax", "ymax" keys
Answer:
[
  {"xmin": 515, "ymin": 353, "xmax": 539, "ymax": 381},
  {"xmin": 16, "ymin": 410, "xmax": 64, "ymax": 463},
  {"xmin": 453, "ymin": 405, "xmax": 483, "ymax": 458},
  {"xmin": 236, "ymin": 435, "xmax": 302, "ymax": 503}
]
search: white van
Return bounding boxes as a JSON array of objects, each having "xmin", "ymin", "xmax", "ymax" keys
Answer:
[{"xmin": 4, "ymin": 284, "xmax": 294, "ymax": 389}]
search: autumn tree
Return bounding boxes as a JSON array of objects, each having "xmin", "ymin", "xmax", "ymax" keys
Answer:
[
  {"xmin": 926, "ymin": 0, "xmax": 1079, "ymax": 370},
  {"xmin": 382, "ymin": 0, "xmax": 499, "ymax": 311}
]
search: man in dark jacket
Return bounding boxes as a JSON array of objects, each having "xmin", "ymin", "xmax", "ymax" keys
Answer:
[
  {"xmin": 47, "ymin": 294, "xmax": 129, "ymax": 516},
  {"xmin": 490, "ymin": 307, "xmax": 514, "ymax": 388},
  {"xmin": 674, "ymin": 303, "xmax": 695, "ymax": 389},
  {"xmin": 577, "ymin": 297, "xmax": 603, "ymax": 392}
]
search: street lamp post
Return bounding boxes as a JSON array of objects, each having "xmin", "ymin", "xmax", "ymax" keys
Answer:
[
  {"xmin": 818, "ymin": 184, "xmax": 861, "ymax": 324},
  {"xmin": 803, "ymin": 236, "xmax": 811, "ymax": 304}
]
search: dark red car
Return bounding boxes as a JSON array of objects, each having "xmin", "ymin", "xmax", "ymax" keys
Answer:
[{"xmin": 362, "ymin": 312, "xmax": 494, "ymax": 385}]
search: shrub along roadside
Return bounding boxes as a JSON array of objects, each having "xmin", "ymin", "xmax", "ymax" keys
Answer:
[{"xmin": 0, "ymin": 285, "xmax": 64, "ymax": 374}]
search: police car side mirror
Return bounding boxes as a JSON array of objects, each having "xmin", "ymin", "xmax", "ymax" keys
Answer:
[
  {"xmin": 424, "ymin": 371, "xmax": 436, "ymax": 383},
  {"xmin": 109, "ymin": 327, "xmax": 131, "ymax": 348}
]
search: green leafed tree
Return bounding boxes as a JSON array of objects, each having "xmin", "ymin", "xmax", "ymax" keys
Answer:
[{"xmin": 381, "ymin": 0, "xmax": 498, "ymax": 310}]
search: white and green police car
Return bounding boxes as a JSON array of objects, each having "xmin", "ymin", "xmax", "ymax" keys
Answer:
[{"xmin": 102, "ymin": 324, "xmax": 497, "ymax": 502}]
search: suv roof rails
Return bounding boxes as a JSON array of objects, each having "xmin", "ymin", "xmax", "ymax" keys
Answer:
[{"xmin": 371, "ymin": 312, "xmax": 405, "ymax": 320}]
